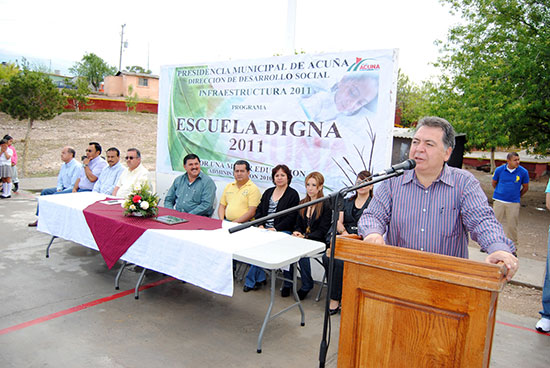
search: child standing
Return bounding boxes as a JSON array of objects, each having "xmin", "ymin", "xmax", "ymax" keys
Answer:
[
  {"xmin": 0, "ymin": 138, "xmax": 13, "ymax": 198},
  {"xmin": 3, "ymin": 135, "xmax": 19, "ymax": 192}
]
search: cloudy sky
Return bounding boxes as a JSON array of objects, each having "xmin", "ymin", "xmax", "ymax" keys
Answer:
[{"xmin": 0, "ymin": 0, "xmax": 460, "ymax": 82}]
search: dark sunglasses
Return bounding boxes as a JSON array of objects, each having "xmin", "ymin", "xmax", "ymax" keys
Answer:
[{"xmin": 125, "ymin": 156, "xmax": 136, "ymax": 160}]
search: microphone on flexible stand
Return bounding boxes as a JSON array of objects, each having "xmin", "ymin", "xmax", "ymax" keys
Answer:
[{"xmin": 372, "ymin": 159, "xmax": 416, "ymax": 177}]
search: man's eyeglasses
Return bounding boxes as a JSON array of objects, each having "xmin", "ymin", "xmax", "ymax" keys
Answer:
[
  {"xmin": 125, "ymin": 156, "xmax": 136, "ymax": 160},
  {"xmin": 85, "ymin": 149, "xmax": 93, "ymax": 153}
]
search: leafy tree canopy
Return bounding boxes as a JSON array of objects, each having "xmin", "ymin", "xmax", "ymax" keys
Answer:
[
  {"xmin": 0, "ymin": 62, "xmax": 20, "ymax": 84},
  {"xmin": 70, "ymin": 53, "xmax": 117, "ymax": 91},
  {"xmin": 433, "ymin": 0, "xmax": 550, "ymax": 153},
  {"xmin": 0, "ymin": 69, "xmax": 65, "ymax": 125},
  {"xmin": 124, "ymin": 65, "xmax": 152, "ymax": 74},
  {"xmin": 64, "ymin": 77, "xmax": 91, "ymax": 112},
  {"xmin": 396, "ymin": 70, "xmax": 433, "ymax": 127},
  {"xmin": 0, "ymin": 68, "xmax": 66, "ymax": 175}
]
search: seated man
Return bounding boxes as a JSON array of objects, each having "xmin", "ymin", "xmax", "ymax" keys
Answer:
[
  {"xmin": 112, "ymin": 148, "xmax": 150, "ymax": 198},
  {"xmin": 164, "ymin": 153, "xmax": 216, "ymax": 217},
  {"xmin": 72, "ymin": 142, "xmax": 107, "ymax": 192},
  {"xmin": 92, "ymin": 147, "xmax": 125, "ymax": 195},
  {"xmin": 217, "ymin": 160, "xmax": 260, "ymax": 223},
  {"xmin": 28, "ymin": 146, "xmax": 80, "ymax": 227}
]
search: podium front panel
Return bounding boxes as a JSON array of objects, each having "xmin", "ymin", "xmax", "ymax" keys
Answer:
[{"xmin": 337, "ymin": 258, "xmax": 498, "ymax": 368}]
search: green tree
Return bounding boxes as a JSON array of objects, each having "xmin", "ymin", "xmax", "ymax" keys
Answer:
[
  {"xmin": 125, "ymin": 84, "xmax": 139, "ymax": 113},
  {"xmin": 0, "ymin": 69, "xmax": 65, "ymax": 175},
  {"xmin": 63, "ymin": 77, "xmax": 91, "ymax": 112},
  {"xmin": 124, "ymin": 65, "xmax": 152, "ymax": 74},
  {"xmin": 70, "ymin": 53, "xmax": 117, "ymax": 91},
  {"xmin": 0, "ymin": 62, "xmax": 20, "ymax": 84},
  {"xmin": 396, "ymin": 70, "xmax": 432, "ymax": 127},
  {"xmin": 434, "ymin": 0, "xmax": 550, "ymax": 161}
]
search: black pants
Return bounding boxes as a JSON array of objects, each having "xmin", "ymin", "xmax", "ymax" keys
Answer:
[{"xmin": 322, "ymin": 253, "xmax": 344, "ymax": 301}]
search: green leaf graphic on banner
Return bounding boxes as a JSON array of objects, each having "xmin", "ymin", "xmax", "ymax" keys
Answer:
[{"xmin": 167, "ymin": 66, "xmax": 227, "ymax": 173}]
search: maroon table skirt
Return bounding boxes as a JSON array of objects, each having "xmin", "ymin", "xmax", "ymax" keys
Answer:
[{"xmin": 82, "ymin": 200, "xmax": 222, "ymax": 269}]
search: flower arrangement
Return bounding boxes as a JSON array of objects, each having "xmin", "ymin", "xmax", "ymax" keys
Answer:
[{"xmin": 121, "ymin": 182, "xmax": 160, "ymax": 218}]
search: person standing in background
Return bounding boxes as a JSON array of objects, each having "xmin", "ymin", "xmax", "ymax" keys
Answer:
[
  {"xmin": 3, "ymin": 135, "xmax": 19, "ymax": 193},
  {"xmin": 492, "ymin": 152, "xmax": 529, "ymax": 249}
]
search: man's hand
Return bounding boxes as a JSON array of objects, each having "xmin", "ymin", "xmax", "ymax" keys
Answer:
[
  {"xmin": 363, "ymin": 233, "xmax": 384, "ymax": 245},
  {"xmin": 485, "ymin": 250, "xmax": 518, "ymax": 281},
  {"xmin": 83, "ymin": 157, "xmax": 90, "ymax": 166},
  {"xmin": 292, "ymin": 231, "xmax": 304, "ymax": 238}
]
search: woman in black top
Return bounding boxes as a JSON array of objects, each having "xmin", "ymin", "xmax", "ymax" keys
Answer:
[
  {"xmin": 324, "ymin": 170, "xmax": 373, "ymax": 314},
  {"xmin": 243, "ymin": 164, "xmax": 300, "ymax": 292},
  {"xmin": 282, "ymin": 171, "xmax": 332, "ymax": 300}
]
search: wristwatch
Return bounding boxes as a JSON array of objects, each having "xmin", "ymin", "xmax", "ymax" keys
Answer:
[{"xmin": 83, "ymin": 163, "xmax": 88, "ymax": 167}]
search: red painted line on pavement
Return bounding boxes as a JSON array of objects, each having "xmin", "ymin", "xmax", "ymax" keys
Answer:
[
  {"xmin": 496, "ymin": 320, "xmax": 550, "ymax": 336},
  {"xmin": 0, "ymin": 277, "xmax": 176, "ymax": 335}
]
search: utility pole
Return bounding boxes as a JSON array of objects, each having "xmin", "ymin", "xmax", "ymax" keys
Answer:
[
  {"xmin": 285, "ymin": 0, "xmax": 297, "ymax": 55},
  {"xmin": 119, "ymin": 24, "xmax": 126, "ymax": 72}
]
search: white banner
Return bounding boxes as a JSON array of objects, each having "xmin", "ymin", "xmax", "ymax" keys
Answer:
[{"xmin": 157, "ymin": 49, "xmax": 398, "ymax": 193}]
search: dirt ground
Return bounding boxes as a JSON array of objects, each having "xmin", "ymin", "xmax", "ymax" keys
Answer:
[{"xmin": 1, "ymin": 111, "xmax": 547, "ymax": 318}]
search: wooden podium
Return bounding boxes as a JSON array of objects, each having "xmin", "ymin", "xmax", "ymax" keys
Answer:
[{"xmin": 335, "ymin": 236, "xmax": 507, "ymax": 368}]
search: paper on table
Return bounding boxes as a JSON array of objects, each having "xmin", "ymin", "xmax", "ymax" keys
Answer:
[{"xmin": 99, "ymin": 199, "xmax": 125, "ymax": 205}]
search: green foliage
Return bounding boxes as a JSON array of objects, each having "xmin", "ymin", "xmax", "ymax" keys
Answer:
[
  {"xmin": 434, "ymin": 0, "xmax": 550, "ymax": 153},
  {"xmin": 396, "ymin": 70, "xmax": 432, "ymax": 127},
  {"xmin": 70, "ymin": 53, "xmax": 117, "ymax": 91},
  {"xmin": 16, "ymin": 57, "xmax": 50, "ymax": 73},
  {"xmin": 0, "ymin": 62, "xmax": 20, "ymax": 84},
  {"xmin": 0, "ymin": 68, "xmax": 66, "ymax": 175},
  {"xmin": 63, "ymin": 77, "xmax": 91, "ymax": 112},
  {"xmin": 0, "ymin": 69, "xmax": 65, "ymax": 125},
  {"xmin": 124, "ymin": 65, "xmax": 152, "ymax": 74},
  {"xmin": 125, "ymin": 84, "xmax": 139, "ymax": 113}
]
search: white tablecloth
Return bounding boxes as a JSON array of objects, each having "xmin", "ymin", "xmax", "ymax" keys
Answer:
[{"xmin": 38, "ymin": 192, "xmax": 325, "ymax": 296}]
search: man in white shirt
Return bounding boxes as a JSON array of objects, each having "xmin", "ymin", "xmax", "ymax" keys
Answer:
[
  {"xmin": 92, "ymin": 147, "xmax": 125, "ymax": 195},
  {"xmin": 112, "ymin": 148, "xmax": 150, "ymax": 198}
]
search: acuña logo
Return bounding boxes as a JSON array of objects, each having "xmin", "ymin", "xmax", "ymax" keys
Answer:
[{"xmin": 347, "ymin": 57, "xmax": 380, "ymax": 72}]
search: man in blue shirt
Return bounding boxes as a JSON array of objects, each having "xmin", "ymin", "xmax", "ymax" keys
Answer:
[
  {"xmin": 93, "ymin": 147, "xmax": 125, "ymax": 195},
  {"xmin": 164, "ymin": 153, "xmax": 216, "ymax": 217},
  {"xmin": 492, "ymin": 152, "xmax": 529, "ymax": 247},
  {"xmin": 72, "ymin": 142, "xmax": 108, "ymax": 192},
  {"xmin": 28, "ymin": 146, "xmax": 81, "ymax": 227}
]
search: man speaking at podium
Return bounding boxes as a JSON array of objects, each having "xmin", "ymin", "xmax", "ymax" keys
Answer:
[{"xmin": 358, "ymin": 116, "xmax": 518, "ymax": 280}]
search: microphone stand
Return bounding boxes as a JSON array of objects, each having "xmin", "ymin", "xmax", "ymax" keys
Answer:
[{"xmin": 228, "ymin": 170, "xmax": 406, "ymax": 367}]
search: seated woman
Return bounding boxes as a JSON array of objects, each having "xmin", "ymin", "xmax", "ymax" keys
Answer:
[
  {"xmin": 283, "ymin": 171, "xmax": 331, "ymax": 300},
  {"xmin": 243, "ymin": 164, "xmax": 300, "ymax": 292},
  {"xmin": 324, "ymin": 170, "xmax": 373, "ymax": 314}
]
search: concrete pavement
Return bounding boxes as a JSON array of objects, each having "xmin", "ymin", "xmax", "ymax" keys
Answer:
[{"xmin": 0, "ymin": 178, "xmax": 548, "ymax": 367}]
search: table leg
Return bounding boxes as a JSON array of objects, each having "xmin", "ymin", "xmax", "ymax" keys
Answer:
[
  {"xmin": 255, "ymin": 263, "xmax": 306, "ymax": 353},
  {"xmin": 257, "ymin": 269, "xmax": 277, "ymax": 353},
  {"xmin": 115, "ymin": 261, "xmax": 128, "ymax": 290},
  {"xmin": 292, "ymin": 263, "xmax": 306, "ymax": 326},
  {"xmin": 45, "ymin": 236, "xmax": 57, "ymax": 258},
  {"xmin": 134, "ymin": 268, "xmax": 147, "ymax": 299}
]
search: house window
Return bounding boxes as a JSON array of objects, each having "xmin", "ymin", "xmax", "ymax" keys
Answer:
[{"xmin": 138, "ymin": 78, "xmax": 149, "ymax": 87}]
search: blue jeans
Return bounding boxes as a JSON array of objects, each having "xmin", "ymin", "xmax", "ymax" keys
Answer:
[
  {"xmin": 540, "ymin": 226, "xmax": 550, "ymax": 319},
  {"xmin": 283, "ymin": 257, "xmax": 313, "ymax": 292},
  {"xmin": 244, "ymin": 265, "xmax": 266, "ymax": 288},
  {"xmin": 245, "ymin": 230, "xmax": 291, "ymax": 288}
]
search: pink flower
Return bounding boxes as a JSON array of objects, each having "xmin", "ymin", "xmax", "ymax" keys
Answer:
[{"xmin": 132, "ymin": 195, "xmax": 142, "ymax": 203}]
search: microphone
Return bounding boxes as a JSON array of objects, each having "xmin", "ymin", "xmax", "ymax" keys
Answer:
[{"xmin": 372, "ymin": 159, "xmax": 416, "ymax": 177}]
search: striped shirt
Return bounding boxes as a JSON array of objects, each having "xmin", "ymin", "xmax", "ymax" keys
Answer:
[{"xmin": 358, "ymin": 165, "xmax": 515, "ymax": 258}]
